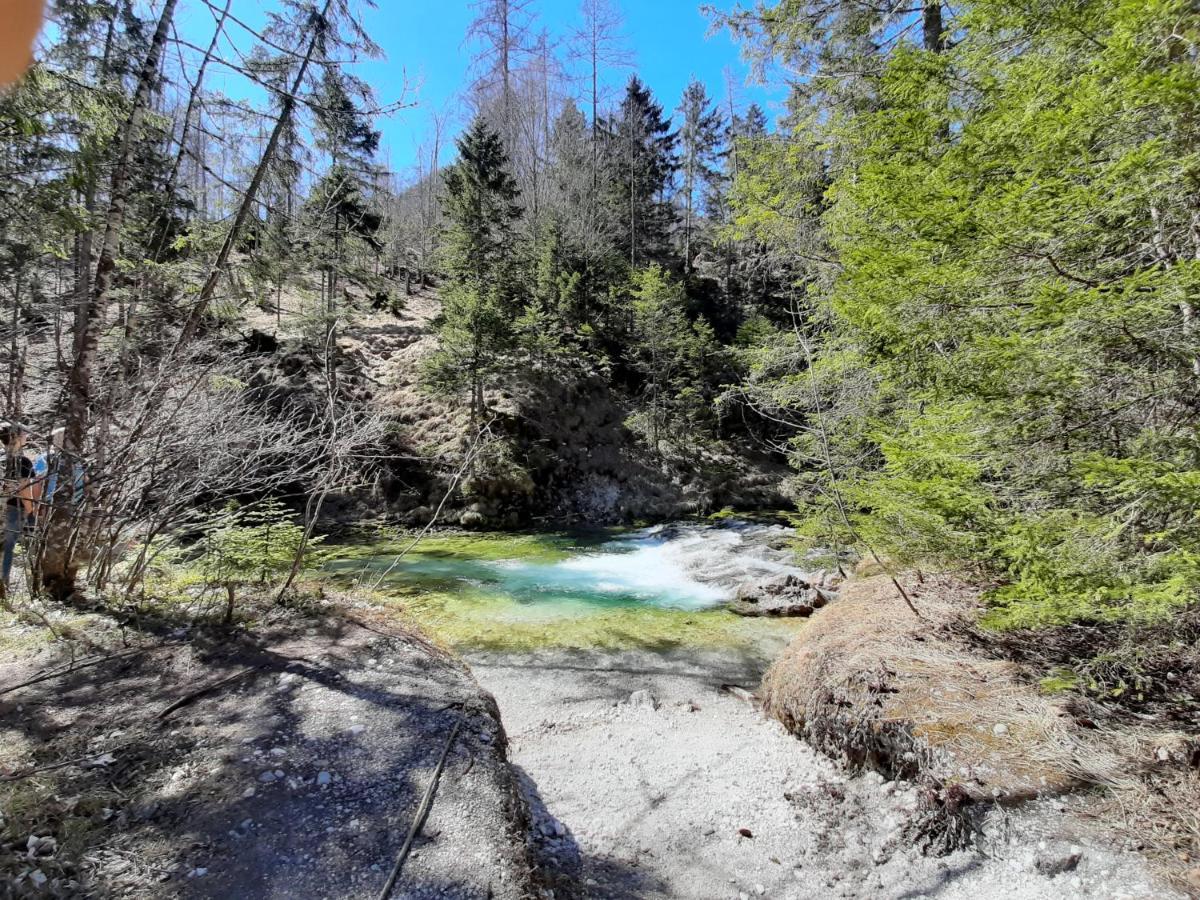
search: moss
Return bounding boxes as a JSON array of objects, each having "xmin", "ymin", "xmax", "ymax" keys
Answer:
[
  {"xmin": 366, "ymin": 584, "xmax": 804, "ymax": 652},
  {"xmin": 1038, "ymin": 669, "xmax": 1080, "ymax": 694},
  {"xmin": 328, "ymin": 529, "xmax": 615, "ymax": 566}
]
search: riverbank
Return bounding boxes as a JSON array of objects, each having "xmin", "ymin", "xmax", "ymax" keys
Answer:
[{"xmin": 472, "ymin": 642, "xmax": 1182, "ymax": 899}]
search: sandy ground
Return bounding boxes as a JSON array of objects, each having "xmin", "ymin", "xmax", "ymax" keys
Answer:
[{"xmin": 469, "ymin": 644, "xmax": 1184, "ymax": 900}]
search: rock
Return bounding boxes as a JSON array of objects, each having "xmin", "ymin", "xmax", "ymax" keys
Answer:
[
  {"xmin": 406, "ymin": 506, "xmax": 433, "ymax": 525},
  {"xmin": 729, "ymin": 573, "xmax": 819, "ymax": 617},
  {"xmin": 348, "ymin": 724, "xmax": 367, "ymax": 736},
  {"xmin": 28, "ymin": 869, "xmax": 47, "ymax": 889},
  {"xmin": 316, "ymin": 770, "xmax": 332, "ymax": 786},
  {"xmin": 992, "ymin": 724, "xmax": 1009, "ymax": 737},
  {"xmin": 812, "ymin": 588, "xmax": 837, "ymax": 608},
  {"xmin": 459, "ymin": 510, "xmax": 486, "ymax": 528},
  {"xmin": 738, "ymin": 828, "xmax": 753, "ymax": 839},
  {"xmin": 1035, "ymin": 852, "xmax": 1082, "ymax": 876},
  {"xmin": 258, "ymin": 771, "xmax": 277, "ymax": 784},
  {"xmin": 26, "ymin": 835, "xmax": 56, "ymax": 857},
  {"xmin": 627, "ymin": 690, "xmax": 659, "ymax": 710},
  {"xmin": 269, "ymin": 747, "xmax": 287, "ymax": 757}
]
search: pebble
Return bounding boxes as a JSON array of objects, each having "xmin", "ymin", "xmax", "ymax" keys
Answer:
[
  {"xmin": 627, "ymin": 690, "xmax": 659, "ymax": 710},
  {"xmin": 317, "ymin": 771, "xmax": 333, "ymax": 786},
  {"xmin": 269, "ymin": 747, "xmax": 286, "ymax": 757},
  {"xmin": 348, "ymin": 724, "xmax": 367, "ymax": 736},
  {"xmin": 258, "ymin": 771, "xmax": 276, "ymax": 783},
  {"xmin": 242, "ymin": 787, "xmax": 256, "ymax": 798},
  {"xmin": 28, "ymin": 870, "xmax": 47, "ymax": 889},
  {"xmin": 992, "ymin": 723, "xmax": 1009, "ymax": 737}
]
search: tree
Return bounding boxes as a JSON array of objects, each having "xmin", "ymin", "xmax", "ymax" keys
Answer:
[
  {"xmin": 601, "ymin": 76, "xmax": 677, "ymax": 269},
  {"xmin": 425, "ymin": 118, "xmax": 523, "ymax": 425},
  {"xmin": 626, "ymin": 265, "xmax": 719, "ymax": 452},
  {"xmin": 40, "ymin": 0, "xmax": 180, "ymax": 601},
  {"xmin": 569, "ymin": 0, "xmax": 632, "ymax": 191},
  {"xmin": 676, "ymin": 78, "xmax": 725, "ymax": 275},
  {"xmin": 467, "ymin": 0, "xmax": 535, "ymax": 154}
]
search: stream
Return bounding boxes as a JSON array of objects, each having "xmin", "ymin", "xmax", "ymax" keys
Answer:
[
  {"xmin": 329, "ymin": 521, "xmax": 1169, "ymax": 899},
  {"xmin": 330, "ymin": 520, "xmax": 818, "ymax": 654}
]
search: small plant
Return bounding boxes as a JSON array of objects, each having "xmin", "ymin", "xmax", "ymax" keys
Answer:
[{"xmin": 193, "ymin": 500, "xmax": 325, "ymax": 623}]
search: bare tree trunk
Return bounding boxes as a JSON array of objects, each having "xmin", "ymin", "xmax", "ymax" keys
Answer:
[
  {"xmin": 41, "ymin": 0, "xmax": 180, "ymax": 601},
  {"xmin": 157, "ymin": 0, "xmax": 231, "ymax": 251}
]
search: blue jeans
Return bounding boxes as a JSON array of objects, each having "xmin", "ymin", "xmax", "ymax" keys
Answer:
[{"xmin": 2, "ymin": 503, "xmax": 25, "ymax": 589}]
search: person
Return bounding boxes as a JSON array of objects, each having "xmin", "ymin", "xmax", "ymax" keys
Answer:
[
  {"xmin": 1, "ymin": 421, "xmax": 36, "ymax": 596},
  {"xmin": 34, "ymin": 427, "xmax": 85, "ymax": 510}
]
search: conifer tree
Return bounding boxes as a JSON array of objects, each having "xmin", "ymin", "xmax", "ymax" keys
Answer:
[
  {"xmin": 676, "ymin": 78, "xmax": 725, "ymax": 275},
  {"xmin": 601, "ymin": 76, "xmax": 677, "ymax": 269},
  {"xmin": 426, "ymin": 118, "xmax": 522, "ymax": 425}
]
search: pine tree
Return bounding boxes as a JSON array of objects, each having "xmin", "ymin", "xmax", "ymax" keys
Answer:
[
  {"xmin": 425, "ymin": 118, "xmax": 523, "ymax": 425},
  {"xmin": 676, "ymin": 79, "xmax": 724, "ymax": 275},
  {"xmin": 601, "ymin": 76, "xmax": 677, "ymax": 269}
]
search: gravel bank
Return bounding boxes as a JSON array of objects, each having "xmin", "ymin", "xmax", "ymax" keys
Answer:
[{"xmin": 469, "ymin": 645, "xmax": 1182, "ymax": 900}]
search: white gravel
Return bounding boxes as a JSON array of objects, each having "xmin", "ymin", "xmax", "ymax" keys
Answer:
[{"xmin": 468, "ymin": 646, "xmax": 1182, "ymax": 900}]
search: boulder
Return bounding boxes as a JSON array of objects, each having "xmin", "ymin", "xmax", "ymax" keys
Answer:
[{"xmin": 729, "ymin": 573, "xmax": 824, "ymax": 617}]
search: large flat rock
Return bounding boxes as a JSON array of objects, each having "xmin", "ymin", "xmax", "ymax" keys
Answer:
[{"xmin": 0, "ymin": 616, "xmax": 535, "ymax": 899}]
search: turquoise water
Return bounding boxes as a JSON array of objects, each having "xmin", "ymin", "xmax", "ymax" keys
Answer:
[{"xmin": 329, "ymin": 523, "xmax": 811, "ymax": 650}]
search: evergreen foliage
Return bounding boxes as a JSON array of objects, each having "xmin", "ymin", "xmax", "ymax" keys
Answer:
[{"xmin": 722, "ymin": 0, "xmax": 1200, "ymax": 628}]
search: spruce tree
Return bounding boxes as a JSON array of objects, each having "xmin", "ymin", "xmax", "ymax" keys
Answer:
[
  {"xmin": 676, "ymin": 79, "xmax": 725, "ymax": 275},
  {"xmin": 426, "ymin": 118, "xmax": 522, "ymax": 425},
  {"xmin": 601, "ymin": 76, "xmax": 677, "ymax": 269}
]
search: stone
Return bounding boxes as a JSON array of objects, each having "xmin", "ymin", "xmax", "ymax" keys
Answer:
[
  {"xmin": 992, "ymin": 724, "xmax": 1009, "ymax": 737},
  {"xmin": 729, "ymin": 573, "xmax": 819, "ymax": 617},
  {"xmin": 269, "ymin": 747, "xmax": 286, "ymax": 757},
  {"xmin": 258, "ymin": 771, "xmax": 276, "ymax": 784},
  {"xmin": 1035, "ymin": 852, "xmax": 1082, "ymax": 876},
  {"xmin": 28, "ymin": 870, "xmax": 47, "ymax": 889},
  {"xmin": 316, "ymin": 771, "xmax": 333, "ymax": 786},
  {"xmin": 627, "ymin": 690, "xmax": 659, "ymax": 710},
  {"xmin": 348, "ymin": 724, "xmax": 367, "ymax": 736}
]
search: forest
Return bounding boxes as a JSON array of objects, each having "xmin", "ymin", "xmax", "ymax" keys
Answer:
[{"xmin": 1, "ymin": 0, "xmax": 1198, "ymax": 897}]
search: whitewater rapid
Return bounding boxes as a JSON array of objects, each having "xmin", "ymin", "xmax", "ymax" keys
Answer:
[{"xmin": 491, "ymin": 522, "xmax": 812, "ymax": 611}]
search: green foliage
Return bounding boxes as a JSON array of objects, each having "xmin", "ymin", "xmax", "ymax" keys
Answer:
[
  {"xmin": 135, "ymin": 500, "xmax": 324, "ymax": 622},
  {"xmin": 626, "ymin": 266, "xmax": 722, "ymax": 451},
  {"xmin": 424, "ymin": 118, "xmax": 523, "ymax": 418},
  {"xmin": 725, "ymin": 0, "xmax": 1200, "ymax": 628}
]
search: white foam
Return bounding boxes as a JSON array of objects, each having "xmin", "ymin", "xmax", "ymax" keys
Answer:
[{"xmin": 486, "ymin": 522, "xmax": 812, "ymax": 611}]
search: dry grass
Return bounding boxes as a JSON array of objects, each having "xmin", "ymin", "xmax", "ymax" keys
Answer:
[
  {"xmin": 762, "ymin": 573, "xmax": 1185, "ymax": 800},
  {"xmin": 762, "ymin": 571, "xmax": 1200, "ymax": 884}
]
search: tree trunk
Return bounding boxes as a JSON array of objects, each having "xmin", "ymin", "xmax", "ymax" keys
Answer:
[
  {"xmin": 155, "ymin": 0, "xmax": 231, "ymax": 259},
  {"xmin": 923, "ymin": 1, "xmax": 945, "ymax": 54},
  {"xmin": 40, "ymin": 0, "xmax": 180, "ymax": 602}
]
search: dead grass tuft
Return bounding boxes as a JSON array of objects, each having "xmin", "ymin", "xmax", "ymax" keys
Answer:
[{"xmin": 762, "ymin": 572, "xmax": 1199, "ymax": 879}]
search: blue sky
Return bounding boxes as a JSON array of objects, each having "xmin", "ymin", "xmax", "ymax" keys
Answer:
[
  {"xmin": 356, "ymin": 0, "xmax": 785, "ymax": 174},
  {"xmin": 174, "ymin": 0, "xmax": 785, "ymax": 177}
]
